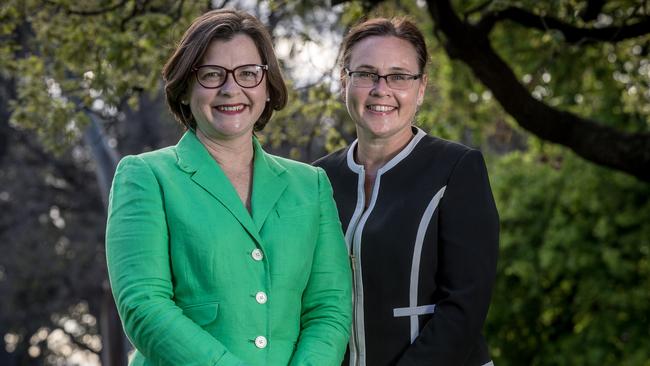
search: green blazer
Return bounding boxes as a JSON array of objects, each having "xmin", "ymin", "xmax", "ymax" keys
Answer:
[{"xmin": 106, "ymin": 131, "xmax": 352, "ymax": 366}]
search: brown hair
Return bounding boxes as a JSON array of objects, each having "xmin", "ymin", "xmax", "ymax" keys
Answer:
[
  {"xmin": 162, "ymin": 9, "xmax": 287, "ymax": 131},
  {"xmin": 340, "ymin": 17, "xmax": 428, "ymax": 73}
]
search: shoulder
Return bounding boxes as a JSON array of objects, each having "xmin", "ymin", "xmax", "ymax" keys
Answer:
[
  {"xmin": 118, "ymin": 146, "xmax": 176, "ymax": 165},
  {"xmin": 114, "ymin": 146, "xmax": 178, "ymax": 179},
  {"xmin": 131, "ymin": 146, "xmax": 177, "ymax": 165},
  {"xmin": 415, "ymin": 133, "xmax": 485, "ymax": 173},
  {"xmin": 263, "ymin": 153, "xmax": 330, "ymax": 191},
  {"xmin": 418, "ymin": 134, "xmax": 474, "ymax": 159},
  {"xmin": 417, "ymin": 135, "xmax": 492, "ymax": 191},
  {"xmin": 266, "ymin": 153, "xmax": 321, "ymax": 176},
  {"xmin": 263, "ymin": 153, "xmax": 334, "ymax": 201}
]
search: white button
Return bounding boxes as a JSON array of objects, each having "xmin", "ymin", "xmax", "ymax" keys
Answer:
[
  {"xmin": 254, "ymin": 336, "xmax": 267, "ymax": 349},
  {"xmin": 255, "ymin": 291, "xmax": 267, "ymax": 304},
  {"xmin": 251, "ymin": 249, "xmax": 263, "ymax": 261}
]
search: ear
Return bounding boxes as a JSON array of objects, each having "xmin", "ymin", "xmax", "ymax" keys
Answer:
[
  {"xmin": 417, "ymin": 73, "xmax": 428, "ymax": 107},
  {"xmin": 180, "ymin": 91, "xmax": 190, "ymax": 105}
]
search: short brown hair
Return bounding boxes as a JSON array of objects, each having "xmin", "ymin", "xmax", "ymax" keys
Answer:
[
  {"xmin": 341, "ymin": 17, "xmax": 428, "ymax": 73},
  {"xmin": 162, "ymin": 9, "xmax": 287, "ymax": 131}
]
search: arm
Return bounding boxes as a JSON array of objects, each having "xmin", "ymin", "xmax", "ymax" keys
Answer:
[
  {"xmin": 106, "ymin": 155, "xmax": 246, "ymax": 366},
  {"xmin": 289, "ymin": 168, "xmax": 353, "ymax": 366},
  {"xmin": 397, "ymin": 150, "xmax": 499, "ymax": 365}
]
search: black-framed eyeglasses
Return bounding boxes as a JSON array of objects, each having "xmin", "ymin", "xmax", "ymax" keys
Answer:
[
  {"xmin": 345, "ymin": 69, "xmax": 422, "ymax": 90},
  {"xmin": 193, "ymin": 64, "xmax": 268, "ymax": 89}
]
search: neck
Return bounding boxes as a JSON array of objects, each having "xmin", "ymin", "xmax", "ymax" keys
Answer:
[
  {"xmin": 196, "ymin": 128, "xmax": 255, "ymax": 212},
  {"xmin": 196, "ymin": 129, "xmax": 254, "ymax": 169},
  {"xmin": 356, "ymin": 127, "xmax": 414, "ymax": 175}
]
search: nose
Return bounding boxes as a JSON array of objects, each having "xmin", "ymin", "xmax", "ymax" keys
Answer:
[
  {"xmin": 218, "ymin": 72, "xmax": 240, "ymax": 96},
  {"xmin": 370, "ymin": 76, "xmax": 390, "ymax": 97}
]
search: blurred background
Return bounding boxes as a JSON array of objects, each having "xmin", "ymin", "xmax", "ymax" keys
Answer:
[{"xmin": 1, "ymin": 0, "xmax": 649, "ymax": 365}]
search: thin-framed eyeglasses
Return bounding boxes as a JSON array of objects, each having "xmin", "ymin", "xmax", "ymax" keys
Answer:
[
  {"xmin": 193, "ymin": 64, "xmax": 268, "ymax": 89},
  {"xmin": 345, "ymin": 69, "xmax": 422, "ymax": 90}
]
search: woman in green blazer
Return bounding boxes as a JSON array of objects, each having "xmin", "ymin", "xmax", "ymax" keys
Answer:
[{"xmin": 105, "ymin": 9, "xmax": 352, "ymax": 366}]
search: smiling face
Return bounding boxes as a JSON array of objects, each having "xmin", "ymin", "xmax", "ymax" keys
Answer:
[
  {"xmin": 188, "ymin": 34, "xmax": 268, "ymax": 142},
  {"xmin": 343, "ymin": 35, "xmax": 427, "ymax": 143}
]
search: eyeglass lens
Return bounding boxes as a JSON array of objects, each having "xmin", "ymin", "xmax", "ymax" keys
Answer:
[
  {"xmin": 196, "ymin": 65, "xmax": 265, "ymax": 88},
  {"xmin": 350, "ymin": 72, "xmax": 418, "ymax": 90}
]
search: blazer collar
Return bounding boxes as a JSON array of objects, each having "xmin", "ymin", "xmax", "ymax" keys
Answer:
[
  {"xmin": 250, "ymin": 136, "xmax": 287, "ymax": 231},
  {"xmin": 175, "ymin": 131, "xmax": 287, "ymax": 245},
  {"xmin": 346, "ymin": 126, "xmax": 426, "ymax": 175}
]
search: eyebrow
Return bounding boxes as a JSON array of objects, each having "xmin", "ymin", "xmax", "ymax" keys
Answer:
[{"xmin": 353, "ymin": 64, "xmax": 417, "ymax": 73}]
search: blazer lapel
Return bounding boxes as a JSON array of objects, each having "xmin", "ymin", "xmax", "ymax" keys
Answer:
[
  {"xmin": 250, "ymin": 137, "xmax": 287, "ymax": 231},
  {"xmin": 175, "ymin": 131, "xmax": 262, "ymax": 244}
]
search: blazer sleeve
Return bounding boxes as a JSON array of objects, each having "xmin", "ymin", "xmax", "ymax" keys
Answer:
[
  {"xmin": 289, "ymin": 168, "xmax": 353, "ymax": 366},
  {"xmin": 397, "ymin": 150, "xmax": 499, "ymax": 365},
  {"xmin": 105, "ymin": 155, "xmax": 246, "ymax": 366}
]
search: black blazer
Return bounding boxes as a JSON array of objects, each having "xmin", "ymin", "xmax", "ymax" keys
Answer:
[{"xmin": 314, "ymin": 127, "xmax": 499, "ymax": 366}]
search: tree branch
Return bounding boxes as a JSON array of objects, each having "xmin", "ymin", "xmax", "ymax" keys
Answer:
[
  {"xmin": 427, "ymin": 0, "xmax": 650, "ymax": 182},
  {"xmin": 579, "ymin": 0, "xmax": 606, "ymax": 22},
  {"xmin": 463, "ymin": 0, "xmax": 494, "ymax": 20},
  {"xmin": 477, "ymin": 6, "xmax": 650, "ymax": 44}
]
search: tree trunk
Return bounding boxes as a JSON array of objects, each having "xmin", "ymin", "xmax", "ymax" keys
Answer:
[{"xmin": 82, "ymin": 113, "xmax": 128, "ymax": 366}]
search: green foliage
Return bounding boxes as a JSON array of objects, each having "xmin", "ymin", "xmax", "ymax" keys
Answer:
[
  {"xmin": 487, "ymin": 150, "xmax": 650, "ymax": 365},
  {"xmin": 487, "ymin": 0, "xmax": 650, "ymax": 133},
  {"xmin": 2, "ymin": 0, "xmax": 205, "ymax": 153},
  {"xmin": 261, "ymin": 79, "xmax": 353, "ymax": 160},
  {"xmin": 8, "ymin": 55, "xmax": 87, "ymax": 154}
]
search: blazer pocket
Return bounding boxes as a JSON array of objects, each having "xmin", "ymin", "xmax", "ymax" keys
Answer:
[{"xmin": 182, "ymin": 302, "xmax": 219, "ymax": 326}]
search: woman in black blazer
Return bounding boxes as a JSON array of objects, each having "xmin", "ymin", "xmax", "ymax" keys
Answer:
[{"xmin": 315, "ymin": 17, "xmax": 499, "ymax": 366}]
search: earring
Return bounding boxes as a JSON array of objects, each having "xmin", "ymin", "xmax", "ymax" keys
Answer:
[
  {"xmin": 266, "ymin": 97, "xmax": 271, "ymax": 102},
  {"xmin": 181, "ymin": 99, "xmax": 189, "ymax": 105}
]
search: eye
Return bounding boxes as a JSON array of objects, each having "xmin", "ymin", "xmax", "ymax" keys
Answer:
[
  {"xmin": 354, "ymin": 72, "xmax": 374, "ymax": 80},
  {"xmin": 200, "ymin": 68, "xmax": 225, "ymax": 80},
  {"xmin": 389, "ymin": 74, "xmax": 410, "ymax": 81},
  {"xmin": 237, "ymin": 70, "xmax": 259, "ymax": 80}
]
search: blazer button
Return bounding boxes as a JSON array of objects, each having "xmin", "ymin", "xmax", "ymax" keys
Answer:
[
  {"xmin": 251, "ymin": 249, "xmax": 264, "ymax": 261},
  {"xmin": 255, "ymin": 291, "xmax": 267, "ymax": 304},
  {"xmin": 254, "ymin": 336, "xmax": 267, "ymax": 349}
]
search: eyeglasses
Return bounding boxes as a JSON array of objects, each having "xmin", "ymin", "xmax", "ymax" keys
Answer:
[
  {"xmin": 193, "ymin": 64, "xmax": 268, "ymax": 89},
  {"xmin": 345, "ymin": 69, "xmax": 422, "ymax": 90}
]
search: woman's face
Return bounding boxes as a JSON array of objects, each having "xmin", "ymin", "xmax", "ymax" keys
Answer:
[
  {"xmin": 188, "ymin": 34, "xmax": 268, "ymax": 142},
  {"xmin": 343, "ymin": 35, "xmax": 427, "ymax": 142}
]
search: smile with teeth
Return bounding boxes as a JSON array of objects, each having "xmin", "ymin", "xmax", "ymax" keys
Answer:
[
  {"xmin": 367, "ymin": 104, "xmax": 396, "ymax": 112},
  {"xmin": 215, "ymin": 104, "xmax": 245, "ymax": 112}
]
